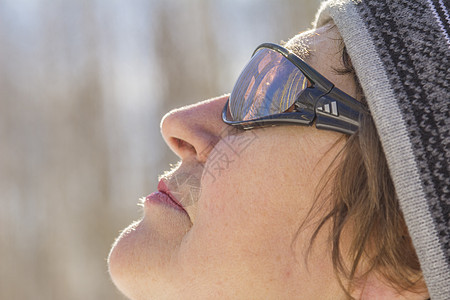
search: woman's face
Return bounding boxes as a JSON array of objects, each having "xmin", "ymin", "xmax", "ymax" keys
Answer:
[{"xmin": 108, "ymin": 25, "xmax": 357, "ymax": 299}]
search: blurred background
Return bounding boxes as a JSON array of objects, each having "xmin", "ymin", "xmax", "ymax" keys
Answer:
[{"xmin": 0, "ymin": 0, "xmax": 321, "ymax": 299}]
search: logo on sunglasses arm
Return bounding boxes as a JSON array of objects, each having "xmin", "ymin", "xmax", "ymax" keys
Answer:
[{"xmin": 317, "ymin": 101, "xmax": 338, "ymax": 116}]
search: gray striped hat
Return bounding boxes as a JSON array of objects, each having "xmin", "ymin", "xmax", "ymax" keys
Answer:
[{"xmin": 314, "ymin": 0, "xmax": 449, "ymax": 299}]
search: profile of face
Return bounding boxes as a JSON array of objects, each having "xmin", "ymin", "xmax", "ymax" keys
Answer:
[{"xmin": 107, "ymin": 26, "xmax": 386, "ymax": 299}]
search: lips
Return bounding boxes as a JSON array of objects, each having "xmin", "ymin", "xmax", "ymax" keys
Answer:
[{"xmin": 144, "ymin": 179, "xmax": 186, "ymax": 212}]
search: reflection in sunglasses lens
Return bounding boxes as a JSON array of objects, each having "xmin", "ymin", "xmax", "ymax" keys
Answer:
[{"xmin": 229, "ymin": 48, "xmax": 308, "ymax": 121}]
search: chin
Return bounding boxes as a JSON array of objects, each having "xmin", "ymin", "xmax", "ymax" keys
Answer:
[
  {"xmin": 108, "ymin": 220, "xmax": 147, "ymax": 299},
  {"xmin": 108, "ymin": 212, "xmax": 190, "ymax": 299}
]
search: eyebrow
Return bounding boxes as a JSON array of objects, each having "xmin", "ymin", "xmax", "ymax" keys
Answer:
[
  {"xmin": 283, "ymin": 31, "xmax": 316, "ymax": 61},
  {"xmin": 286, "ymin": 43, "xmax": 314, "ymax": 60}
]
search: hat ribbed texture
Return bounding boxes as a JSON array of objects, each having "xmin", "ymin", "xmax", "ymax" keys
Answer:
[{"xmin": 315, "ymin": 1, "xmax": 450, "ymax": 299}]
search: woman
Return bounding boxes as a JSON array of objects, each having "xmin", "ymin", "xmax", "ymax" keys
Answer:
[{"xmin": 108, "ymin": 0, "xmax": 449, "ymax": 299}]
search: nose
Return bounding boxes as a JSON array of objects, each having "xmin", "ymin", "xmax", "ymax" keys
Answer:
[{"xmin": 160, "ymin": 95, "xmax": 229, "ymax": 163}]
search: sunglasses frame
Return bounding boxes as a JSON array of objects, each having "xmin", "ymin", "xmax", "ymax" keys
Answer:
[{"xmin": 222, "ymin": 43, "xmax": 368, "ymax": 135}]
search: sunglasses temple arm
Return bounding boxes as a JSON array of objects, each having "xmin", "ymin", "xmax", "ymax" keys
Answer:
[{"xmin": 314, "ymin": 88, "xmax": 366, "ymax": 135}]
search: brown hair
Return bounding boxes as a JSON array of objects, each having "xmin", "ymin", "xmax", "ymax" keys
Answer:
[{"xmin": 308, "ymin": 43, "xmax": 425, "ymax": 298}]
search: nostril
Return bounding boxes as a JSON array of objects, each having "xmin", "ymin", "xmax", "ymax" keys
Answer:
[{"xmin": 170, "ymin": 137, "xmax": 196, "ymax": 156}]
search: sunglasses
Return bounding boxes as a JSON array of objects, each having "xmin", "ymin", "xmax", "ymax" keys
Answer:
[{"xmin": 222, "ymin": 43, "xmax": 367, "ymax": 135}]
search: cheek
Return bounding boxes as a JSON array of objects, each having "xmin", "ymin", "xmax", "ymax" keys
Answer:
[
  {"xmin": 200, "ymin": 131, "xmax": 306, "ymax": 228},
  {"xmin": 201, "ymin": 127, "xmax": 318, "ymax": 207},
  {"xmin": 206, "ymin": 129, "xmax": 319, "ymax": 212}
]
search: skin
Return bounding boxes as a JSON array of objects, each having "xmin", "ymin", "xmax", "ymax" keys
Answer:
[{"xmin": 108, "ymin": 25, "xmax": 426, "ymax": 300}]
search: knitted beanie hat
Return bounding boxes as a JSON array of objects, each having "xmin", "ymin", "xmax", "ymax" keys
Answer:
[{"xmin": 314, "ymin": 1, "xmax": 449, "ymax": 299}]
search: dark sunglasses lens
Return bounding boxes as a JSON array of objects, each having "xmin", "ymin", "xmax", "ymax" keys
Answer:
[{"xmin": 229, "ymin": 48, "xmax": 308, "ymax": 121}]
